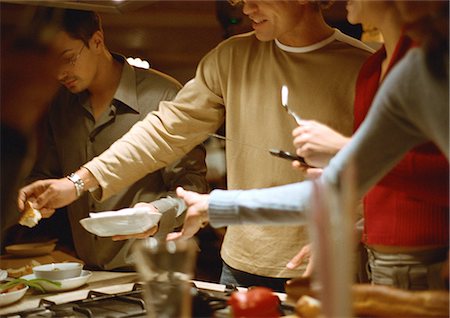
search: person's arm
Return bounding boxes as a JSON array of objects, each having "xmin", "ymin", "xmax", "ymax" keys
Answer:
[
  {"xmin": 169, "ymin": 49, "xmax": 439, "ymax": 240},
  {"xmin": 152, "ymin": 143, "xmax": 209, "ymax": 236},
  {"xmin": 83, "ymin": 80, "xmax": 224, "ymax": 201}
]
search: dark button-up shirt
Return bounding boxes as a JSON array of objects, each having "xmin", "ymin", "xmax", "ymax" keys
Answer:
[{"xmin": 27, "ymin": 54, "xmax": 208, "ymax": 269}]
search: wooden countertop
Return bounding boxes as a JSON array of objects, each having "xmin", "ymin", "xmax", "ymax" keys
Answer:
[{"xmin": 0, "ymin": 271, "xmax": 139, "ymax": 315}]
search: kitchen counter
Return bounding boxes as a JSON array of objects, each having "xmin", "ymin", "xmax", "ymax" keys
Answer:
[
  {"xmin": 0, "ymin": 271, "xmax": 139, "ymax": 315},
  {"xmin": 0, "ymin": 270, "xmax": 289, "ymax": 316}
]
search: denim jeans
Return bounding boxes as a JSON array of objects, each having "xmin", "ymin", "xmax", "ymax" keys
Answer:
[{"xmin": 219, "ymin": 261, "xmax": 290, "ymax": 292}]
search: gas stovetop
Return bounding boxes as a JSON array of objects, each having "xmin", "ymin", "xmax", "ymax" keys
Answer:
[{"xmin": 4, "ymin": 283, "xmax": 294, "ymax": 318}]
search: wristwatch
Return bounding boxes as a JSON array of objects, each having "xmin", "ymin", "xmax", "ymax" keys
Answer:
[{"xmin": 67, "ymin": 173, "xmax": 85, "ymax": 198}]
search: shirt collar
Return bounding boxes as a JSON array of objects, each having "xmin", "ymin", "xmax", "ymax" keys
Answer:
[
  {"xmin": 111, "ymin": 53, "xmax": 140, "ymax": 113},
  {"xmin": 275, "ymin": 29, "xmax": 337, "ymax": 53}
]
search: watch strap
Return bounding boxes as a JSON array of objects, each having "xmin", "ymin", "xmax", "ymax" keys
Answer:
[{"xmin": 67, "ymin": 173, "xmax": 85, "ymax": 198}]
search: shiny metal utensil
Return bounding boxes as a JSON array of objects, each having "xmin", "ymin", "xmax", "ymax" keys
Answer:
[
  {"xmin": 269, "ymin": 149, "xmax": 307, "ymax": 165},
  {"xmin": 281, "ymin": 85, "xmax": 302, "ymax": 125}
]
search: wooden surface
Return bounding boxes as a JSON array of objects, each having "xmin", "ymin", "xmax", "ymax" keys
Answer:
[{"xmin": 0, "ymin": 250, "xmax": 84, "ymax": 270}]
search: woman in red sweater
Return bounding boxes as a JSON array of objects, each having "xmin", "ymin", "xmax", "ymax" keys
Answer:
[{"xmin": 290, "ymin": 0, "xmax": 449, "ymax": 290}]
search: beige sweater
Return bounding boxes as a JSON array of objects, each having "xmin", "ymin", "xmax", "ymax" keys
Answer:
[{"xmin": 85, "ymin": 30, "xmax": 372, "ymax": 277}]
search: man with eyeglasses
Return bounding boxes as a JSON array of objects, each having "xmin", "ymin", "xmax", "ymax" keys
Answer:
[
  {"xmin": 16, "ymin": 9, "xmax": 208, "ymax": 270},
  {"xmin": 20, "ymin": 1, "xmax": 372, "ymax": 290}
]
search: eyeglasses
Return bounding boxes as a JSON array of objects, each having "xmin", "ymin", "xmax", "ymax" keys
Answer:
[
  {"xmin": 60, "ymin": 44, "xmax": 85, "ymax": 67},
  {"xmin": 228, "ymin": 0, "xmax": 244, "ymax": 6}
]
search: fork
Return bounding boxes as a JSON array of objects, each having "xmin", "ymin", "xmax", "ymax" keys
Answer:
[{"xmin": 281, "ymin": 85, "xmax": 302, "ymax": 125}]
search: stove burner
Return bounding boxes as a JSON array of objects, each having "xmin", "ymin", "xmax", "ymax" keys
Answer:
[{"xmin": 4, "ymin": 283, "xmax": 294, "ymax": 318}]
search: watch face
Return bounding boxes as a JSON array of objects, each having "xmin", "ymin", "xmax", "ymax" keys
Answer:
[{"xmin": 67, "ymin": 173, "xmax": 85, "ymax": 197}]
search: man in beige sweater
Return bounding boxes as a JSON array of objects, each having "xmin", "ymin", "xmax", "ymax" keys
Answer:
[{"xmin": 20, "ymin": 1, "xmax": 372, "ymax": 291}]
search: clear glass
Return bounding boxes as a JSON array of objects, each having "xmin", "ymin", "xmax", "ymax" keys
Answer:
[{"xmin": 133, "ymin": 238, "xmax": 198, "ymax": 318}]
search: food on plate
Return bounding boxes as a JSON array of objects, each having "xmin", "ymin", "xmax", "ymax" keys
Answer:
[
  {"xmin": 19, "ymin": 201, "xmax": 42, "ymax": 228},
  {"xmin": 6, "ymin": 260, "xmax": 41, "ymax": 278},
  {"xmin": 228, "ymin": 286, "xmax": 281, "ymax": 318},
  {"xmin": 0, "ymin": 284, "xmax": 29, "ymax": 307},
  {"xmin": 294, "ymin": 284, "xmax": 450, "ymax": 317},
  {"xmin": 0, "ymin": 283, "xmax": 25, "ymax": 294},
  {"xmin": 0, "ymin": 278, "xmax": 61, "ymax": 293}
]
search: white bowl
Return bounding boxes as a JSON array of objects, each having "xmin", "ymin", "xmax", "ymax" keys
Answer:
[
  {"xmin": 80, "ymin": 207, "xmax": 161, "ymax": 237},
  {"xmin": 33, "ymin": 262, "xmax": 83, "ymax": 280},
  {"xmin": 0, "ymin": 285, "xmax": 29, "ymax": 307},
  {"xmin": 21, "ymin": 270, "xmax": 92, "ymax": 292}
]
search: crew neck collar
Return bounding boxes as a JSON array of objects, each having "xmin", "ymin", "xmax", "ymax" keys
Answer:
[{"xmin": 275, "ymin": 29, "xmax": 338, "ymax": 53}]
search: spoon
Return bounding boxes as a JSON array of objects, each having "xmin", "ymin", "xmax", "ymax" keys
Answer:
[{"xmin": 281, "ymin": 85, "xmax": 302, "ymax": 125}]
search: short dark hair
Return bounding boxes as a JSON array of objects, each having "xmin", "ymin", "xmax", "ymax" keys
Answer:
[{"xmin": 60, "ymin": 10, "xmax": 101, "ymax": 47}]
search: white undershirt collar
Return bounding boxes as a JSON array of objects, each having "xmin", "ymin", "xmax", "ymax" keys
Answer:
[{"xmin": 275, "ymin": 29, "xmax": 338, "ymax": 53}]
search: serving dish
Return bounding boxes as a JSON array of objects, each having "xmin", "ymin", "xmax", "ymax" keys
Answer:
[
  {"xmin": 21, "ymin": 270, "xmax": 92, "ymax": 292},
  {"xmin": 0, "ymin": 285, "xmax": 29, "ymax": 307},
  {"xmin": 33, "ymin": 262, "xmax": 83, "ymax": 280},
  {"xmin": 79, "ymin": 207, "xmax": 161, "ymax": 237},
  {"xmin": 5, "ymin": 241, "xmax": 56, "ymax": 257}
]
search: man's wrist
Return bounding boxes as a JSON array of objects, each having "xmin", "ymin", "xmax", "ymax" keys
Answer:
[
  {"xmin": 66, "ymin": 173, "xmax": 85, "ymax": 198},
  {"xmin": 76, "ymin": 167, "xmax": 99, "ymax": 192}
]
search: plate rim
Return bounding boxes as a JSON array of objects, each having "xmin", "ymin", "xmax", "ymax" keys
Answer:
[{"xmin": 20, "ymin": 270, "xmax": 92, "ymax": 292}]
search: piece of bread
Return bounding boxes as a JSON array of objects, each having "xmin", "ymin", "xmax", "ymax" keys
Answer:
[
  {"xmin": 352, "ymin": 284, "xmax": 449, "ymax": 317},
  {"xmin": 295, "ymin": 295, "xmax": 322, "ymax": 318},
  {"xmin": 294, "ymin": 284, "xmax": 450, "ymax": 317},
  {"xmin": 19, "ymin": 201, "xmax": 42, "ymax": 228},
  {"xmin": 6, "ymin": 260, "xmax": 40, "ymax": 278}
]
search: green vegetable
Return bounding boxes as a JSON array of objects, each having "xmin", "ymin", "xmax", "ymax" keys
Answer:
[{"xmin": 0, "ymin": 278, "xmax": 61, "ymax": 293}]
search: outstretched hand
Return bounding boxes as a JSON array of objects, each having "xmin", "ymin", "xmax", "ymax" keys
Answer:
[
  {"xmin": 166, "ymin": 187, "xmax": 210, "ymax": 241},
  {"xmin": 17, "ymin": 178, "xmax": 77, "ymax": 217}
]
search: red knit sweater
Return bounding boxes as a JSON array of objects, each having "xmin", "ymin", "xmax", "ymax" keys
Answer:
[{"xmin": 354, "ymin": 35, "xmax": 449, "ymax": 246}]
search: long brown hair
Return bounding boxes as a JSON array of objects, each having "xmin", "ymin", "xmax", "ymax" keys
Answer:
[{"xmin": 402, "ymin": 1, "xmax": 449, "ymax": 79}]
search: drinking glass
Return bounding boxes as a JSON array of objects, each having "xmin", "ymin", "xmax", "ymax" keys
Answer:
[{"xmin": 133, "ymin": 238, "xmax": 197, "ymax": 318}]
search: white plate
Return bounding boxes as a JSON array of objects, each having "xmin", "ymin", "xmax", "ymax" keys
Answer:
[
  {"xmin": 79, "ymin": 207, "xmax": 161, "ymax": 237},
  {"xmin": 21, "ymin": 270, "xmax": 92, "ymax": 292},
  {"xmin": 0, "ymin": 286, "xmax": 29, "ymax": 307}
]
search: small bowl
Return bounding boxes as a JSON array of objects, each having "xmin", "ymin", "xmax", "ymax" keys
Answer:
[
  {"xmin": 33, "ymin": 262, "xmax": 83, "ymax": 280},
  {"xmin": 0, "ymin": 285, "xmax": 29, "ymax": 307}
]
